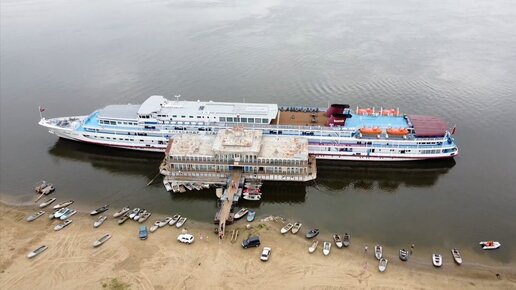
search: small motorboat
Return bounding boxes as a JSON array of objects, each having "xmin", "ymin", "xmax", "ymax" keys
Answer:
[
  {"xmin": 375, "ymin": 244, "xmax": 383, "ymax": 260},
  {"xmin": 54, "ymin": 219, "xmax": 72, "ymax": 231},
  {"xmin": 176, "ymin": 217, "xmax": 187, "ymax": 228},
  {"xmin": 242, "ymin": 194, "xmax": 261, "ymax": 201},
  {"xmin": 159, "ymin": 217, "xmax": 173, "ymax": 227},
  {"xmin": 26, "ymin": 210, "xmax": 45, "ymax": 222},
  {"xmin": 27, "ymin": 245, "xmax": 48, "ymax": 259},
  {"xmin": 138, "ymin": 211, "xmax": 151, "ymax": 223},
  {"xmin": 323, "ymin": 241, "xmax": 331, "ymax": 256},
  {"xmin": 184, "ymin": 183, "xmax": 193, "ymax": 191},
  {"xmin": 93, "ymin": 215, "xmax": 107, "ymax": 228},
  {"xmin": 178, "ymin": 185, "xmax": 186, "ymax": 193},
  {"xmin": 342, "ymin": 233, "xmax": 351, "ymax": 247},
  {"xmin": 432, "ymin": 254, "xmax": 443, "ymax": 267},
  {"xmin": 93, "ymin": 234, "xmax": 111, "ymax": 247},
  {"xmin": 451, "ymin": 248, "xmax": 462, "ymax": 265},
  {"xmin": 34, "ymin": 193, "xmax": 46, "ymax": 202},
  {"xmin": 39, "ymin": 197, "xmax": 56, "ymax": 208},
  {"xmin": 53, "ymin": 207, "xmax": 69, "ymax": 219},
  {"xmin": 192, "ymin": 183, "xmax": 202, "ymax": 190},
  {"xmin": 333, "ymin": 234, "xmax": 343, "ymax": 248},
  {"xmin": 150, "ymin": 221, "xmax": 160, "ymax": 233},
  {"xmin": 305, "ymin": 229, "xmax": 320, "ymax": 239},
  {"xmin": 113, "ymin": 207, "xmax": 130, "ymax": 218},
  {"xmin": 246, "ymin": 210, "xmax": 256, "ymax": 222},
  {"xmin": 128, "ymin": 208, "xmax": 140, "ymax": 219},
  {"xmin": 53, "ymin": 200, "xmax": 74, "ymax": 210},
  {"xmin": 133, "ymin": 209, "xmax": 146, "ymax": 221},
  {"xmin": 308, "ymin": 240, "xmax": 319, "ymax": 253},
  {"xmin": 378, "ymin": 258, "xmax": 388, "ymax": 272},
  {"xmin": 291, "ymin": 222, "xmax": 302, "ymax": 234},
  {"xmin": 169, "ymin": 214, "xmax": 181, "ymax": 226},
  {"xmin": 280, "ymin": 223, "xmax": 294, "ymax": 234},
  {"xmin": 163, "ymin": 181, "xmax": 173, "ymax": 192},
  {"xmin": 399, "ymin": 249, "xmax": 409, "ymax": 261},
  {"xmin": 234, "ymin": 208, "xmax": 249, "ymax": 219},
  {"xmin": 34, "ymin": 181, "xmax": 49, "ymax": 193},
  {"xmin": 48, "ymin": 209, "xmax": 58, "ymax": 219},
  {"xmin": 171, "ymin": 183, "xmax": 180, "ymax": 192},
  {"xmin": 479, "ymin": 241, "xmax": 501, "ymax": 250},
  {"xmin": 40, "ymin": 184, "xmax": 55, "ymax": 195},
  {"xmin": 60, "ymin": 209, "xmax": 77, "ymax": 220},
  {"xmin": 90, "ymin": 204, "xmax": 109, "ymax": 215},
  {"xmin": 118, "ymin": 214, "xmax": 130, "ymax": 225}
]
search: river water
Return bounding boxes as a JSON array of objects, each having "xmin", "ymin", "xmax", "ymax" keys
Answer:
[{"xmin": 1, "ymin": 0, "xmax": 515, "ymax": 265}]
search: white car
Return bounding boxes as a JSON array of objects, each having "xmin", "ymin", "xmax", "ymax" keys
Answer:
[
  {"xmin": 260, "ymin": 247, "xmax": 272, "ymax": 261},
  {"xmin": 177, "ymin": 233, "xmax": 194, "ymax": 244}
]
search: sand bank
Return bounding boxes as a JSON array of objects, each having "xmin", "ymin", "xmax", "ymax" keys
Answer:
[{"xmin": 0, "ymin": 203, "xmax": 514, "ymax": 289}]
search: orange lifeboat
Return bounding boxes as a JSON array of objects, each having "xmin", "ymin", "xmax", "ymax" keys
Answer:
[
  {"xmin": 381, "ymin": 109, "xmax": 398, "ymax": 116},
  {"xmin": 386, "ymin": 128, "xmax": 409, "ymax": 136},
  {"xmin": 359, "ymin": 127, "xmax": 382, "ymax": 135},
  {"xmin": 357, "ymin": 108, "xmax": 374, "ymax": 116}
]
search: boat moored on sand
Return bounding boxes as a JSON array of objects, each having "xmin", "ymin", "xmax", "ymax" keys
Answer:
[
  {"xmin": 90, "ymin": 204, "xmax": 109, "ymax": 215},
  {"xmin": 280, "ymin": 223, "xmax": 294, "ymax": 234},
  {"xmin": 27, "ymin": 245, "xmax": 48, "ymax": 258},
  {"xmin": 53, "ymin": 200, "xmax": 74, "ymax": 210},
  {"xmin": 375, "ymin": 244, "xmax": 383, "ymax": 260},
  {"xmin": 93, "ymin": 234, "xmax": 111, "ymax": 247},
  {"xmin": 432, "ymin": 254, "xmax": 443, "ymax": 267},
  {"xmin": 26, "ymin": 210, "xmax": 45, "ymax": 222},
  {"xmin": 451, "ymin": 248, "xmax": 462, "ymax": 265},
  {"xmin": 39, "ymin": 198, "xmax": 57, "ymax": 208},
  {"xmin": 378, "ymin": 258, "xmax": 388, "ymax": 272}
]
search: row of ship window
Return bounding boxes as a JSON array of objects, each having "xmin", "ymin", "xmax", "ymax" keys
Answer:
[
  {"xmin": 84, "ymin": 135, "xmax": 166, "ymax": 144},
  {"xmin": 99, "ymin": 120, "xmax": 137, "ymax": 126},
  {"xmin": 153, "ymin": 114, "xmax": 269, "ymax": 124}
]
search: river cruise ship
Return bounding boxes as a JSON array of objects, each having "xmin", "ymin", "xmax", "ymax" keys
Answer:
[{"xmin": 39, "ymin": 95, "xmax": 458, "ymax": 161}]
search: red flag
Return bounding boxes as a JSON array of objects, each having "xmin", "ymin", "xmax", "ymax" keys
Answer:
[
  {"xmin": 451, "ymin": 126, "xmax": 456, "ymax": 135},
  {"xmin": 39, "ymin": 106, "xmax": 45, "ymax": 112}
]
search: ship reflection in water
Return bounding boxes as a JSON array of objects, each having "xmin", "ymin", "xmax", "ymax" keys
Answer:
[{"xmin": 49, "ymin": 139, "xmax": 455, "ymax": 205}]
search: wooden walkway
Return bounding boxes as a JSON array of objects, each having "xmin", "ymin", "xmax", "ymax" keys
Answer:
[{"xmin": 218, "ymin": 169, "xmax": 242, "ymax": 239}]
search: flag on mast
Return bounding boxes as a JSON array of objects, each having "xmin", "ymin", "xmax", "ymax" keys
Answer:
[{"xmin": 451, "ymin": 125, "xmax": 456, "ymax": 135}]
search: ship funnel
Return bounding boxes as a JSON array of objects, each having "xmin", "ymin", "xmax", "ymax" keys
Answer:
[
  {"xmin": 325, "ymin": 104, "xmax": 350, "ymax": 117},
  {"xmin": 327, "ymin": 113, "xmax": 352, "ymax": 126}
]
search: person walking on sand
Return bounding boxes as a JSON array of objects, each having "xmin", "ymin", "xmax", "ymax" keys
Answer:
[
  {"xmin": 364, "ymin": 245, "xmax": 368, "ymax": 256},
  {"xmin": 410, "ymin": 243, "xmax": 415, "ymax": 255}
]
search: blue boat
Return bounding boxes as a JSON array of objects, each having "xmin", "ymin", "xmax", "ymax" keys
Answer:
[{"xmin": 246, "ymin": 210, "xmax": 256, "ymax": 222}]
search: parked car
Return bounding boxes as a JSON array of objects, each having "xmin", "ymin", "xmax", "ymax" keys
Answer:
[
  {"xmin": 177, "ymin": 233, "xmax": 195, "ymax": 244},
  {"xmin": 242, "ymin": 236, "xmax": 261, "ymax": 249},
  {"xmin": 260, "ymin": 247, "xmax": 272, "ymax": 261},
  {"xmin": 139, "ymin": 226, "xmax": 148, "ymax": 240}
]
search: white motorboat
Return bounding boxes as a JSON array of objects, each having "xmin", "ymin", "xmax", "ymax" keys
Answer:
[
  {"xmin": 159, "ymin": 217, "xmax": 172, "ymax": 227},
  {"xmin": 375, "ymin": 244, "xmax": 383, "ymax": 260},
  {"xmin": 53, "ymin": 200, "xmax": 74, "ymax": 210},
  {"xmin": 26, "ymin": 210, "xmax": 45, "ymax": 222},
  {"xmin": 308, "ymin": 240, "xmax": 319, "ymax": 253},
  {"xmin": 54, "ymin": 219, "xmax": 72, "ymax": 231},
  {"xmin": 60, "ymin": 209, "xmax": 77, "ymax": 220},
  {"xmin": 113, "ymin": 207, "xmax": 130, "ymax": 218},
  {"xmin": 27, "ymin": 245, "xmax": 48, "ymax": 258},
  {"xmin": 163, "ymin": 180, "xmax": 173, "ymax": 192},
  {"xmin": 34, "ymin": 181, "xmax": 49, "ymax": 193},
  {"xmin": 34, "ymin": 193, "xmax": 46, "ymax": 202},
  {"xmin": 242, "ymin": 194, "xmax": 261, "ymax": 201},
  {"xmin": 169, "ymin": 214, "xmax": 181, "ymax": 226},
  {"xmin": 451, "ymin": 248, "xmax": 463, "ymax": 265},
  {"xmin": 432, "ymin": 254, "xmax": 443, "ymax": 267},
  {"xmin": 378, "ymin": 258, "xmax": 388, "ymax": 272},
  {"xmin": 54, "ymin": 208, "xmax": 70, "ymax": 219},
  {"xmin": 333, "ymin": 234, "xmax": 343, "ymax": 248},
  {"xmin": 94, "ymin": 215, "xmax": 107, "ymax": 228},
  {"xmin": 323, "ymin": 241, "xmax": 331, "ymax": 256},
  {"xmin": 128, "ymin": 208, "xmax": 140, "ymax": 219},
  {"xmin": 40, "ymin": 184, "xmax": 55, "ymax": 195},
  {"xmin": 118, "ymin": 215, "xmax": 130, "ymax": 225},
  {"xmin": 150, "ymin": 221, "xmax": 160, "ymax": 233},
  {"xmin": 176, "ymin": 217, "xmax": 187, "ymax": 228},
  {"xmin": 184, "ymin": 183, "xmax": 193, "ymax": 191},
  {"xmin": 138, "ymin": 211, "xmax": 151, "ymax": 223},
  {"xmin": 234, "ymin": 208, "xmax": 248, "ymax": 219},
  {"xmin": 90, "ymin": 204, "xmax": 109, "ymax": 215},
  {"xmin": 280, "ymin": 223, "xmax": 294, "ymax": 234},
  {"xmin": 93, "ymin": 234, "xmax": 111, "ymax": 247},
  {"xmin": 479, "ymin": 241, "xmax": 501, "ymax": 250},
  {"xmin": 342, "ymin": 233, "xmax": 351, "ymax": 247},
  {"xmin": 133, "ymin": 209, "xmax": 146, "ymax": 221},
  {"xmin": 291, "ymin": 222, "xmax": 302, "ymax": 234},
  {"xmin": 178, "ymin": 185, "xmax": 186, "ymax": 193},
  {"xmin": 171, "ymin": 183, "xmax": 180, "ymax": 192},
  {"xmin": 39, "ymin": 197, "xmax": 56, "ymax": 208},
  {"xmin": 399, "ymin": 249, "xmax": 409, "ymax": 261}
]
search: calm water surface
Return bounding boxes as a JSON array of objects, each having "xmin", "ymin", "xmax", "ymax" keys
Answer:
[{"xmin": 1, "ymin": 0, "xmax": 516, "ymax": 264}]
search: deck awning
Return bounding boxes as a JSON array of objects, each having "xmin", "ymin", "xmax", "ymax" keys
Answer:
[{"xmin": 407, "ymin": 115, "xmax": 448, "ymax": 137}]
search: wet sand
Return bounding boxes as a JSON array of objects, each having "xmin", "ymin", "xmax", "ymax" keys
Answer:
[{"xmin": 0, "ymin": 202, "xmax": 514, "ymax": 289}]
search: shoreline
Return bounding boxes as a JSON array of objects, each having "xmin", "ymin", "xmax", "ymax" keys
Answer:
[{"xmin": 1, "ymin": 202, "xmax": 515, "ymax": 289}]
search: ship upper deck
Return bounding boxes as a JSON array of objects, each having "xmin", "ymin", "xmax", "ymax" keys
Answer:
[{"xmin": 272, "ymin": 110, "xmax": 409, "ymax": 129}]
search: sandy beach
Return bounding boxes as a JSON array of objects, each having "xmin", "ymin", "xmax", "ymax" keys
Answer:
[{"xmin": 0, "ymin": 202, "xmax": 514, "ymax": 290}]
